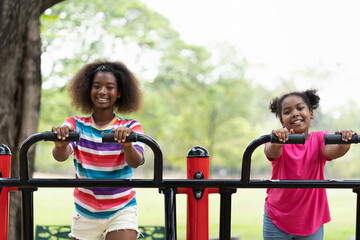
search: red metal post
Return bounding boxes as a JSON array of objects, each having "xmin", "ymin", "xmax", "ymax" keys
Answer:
[
  {"xmin": 175, "ymin": 146, "xmax": 219, "ymax": 239},
  {"xmin": 0, "ymin": 144, "xmax": 12, "ymax": 240},
  {"xmin": 185, "ymin": 146, "xmax": 210, "ymax": 240}
]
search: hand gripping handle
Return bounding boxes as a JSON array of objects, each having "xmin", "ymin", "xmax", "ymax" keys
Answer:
[
  {"xmin": 102, "ymin": 132, "xmax": 138, "ymax": 143},
  {"xmin": 270, "ymin": 133, "xmax": 306, "ymax": 144},
  {"xmin": 324, "ymin": 134, "xmax": 359, "ymax": 144}
]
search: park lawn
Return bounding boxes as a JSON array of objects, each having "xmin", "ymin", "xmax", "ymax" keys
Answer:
[{"xmin": 34, "ymin": 188, "xmax": 356, "ymax": 240}]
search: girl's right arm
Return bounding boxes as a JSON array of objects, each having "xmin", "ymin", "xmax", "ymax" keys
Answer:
[
  {"xmin": 265, "ymin": 128, "xmax": 294, "ymax": 159},
  {"xmin": 51, "ymin": 126, "xmax": 74, "ymax": 162}
]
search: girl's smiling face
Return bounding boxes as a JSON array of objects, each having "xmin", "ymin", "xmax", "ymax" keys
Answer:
[
  {"xmin": 280, "ymin": 95, "xmax": 314, "ymax": 136},
  {"xmin": 90, "ymin": 72, "xmax": 120, "ymax": 112}
]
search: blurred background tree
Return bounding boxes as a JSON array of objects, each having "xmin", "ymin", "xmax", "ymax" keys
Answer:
[
  {"xmin": 38, "ymin": 0, "xmax": 270, "ymax": 178},
  {"xmin": 37, "ymin": 0, "xmax": 360, "ymax": 180},
  {"xmin": 0, "ymin": 1, "xmax": 64, "ymax": 239}
]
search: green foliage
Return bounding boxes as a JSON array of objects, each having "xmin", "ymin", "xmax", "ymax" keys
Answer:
[
  {"xmin": 38, "ymin": 0, "xmax": 267, "ymax": 175},
  {"xmin": 37, "ymin": 0, "xmax": 360, "ymax": 180},
  {"xmin": 315, "ymin": 100, "xmax": 360, "ymax": 179},
  {"xmin": 39, "ymin": 87, "xmax": 74, "ymax": 129},
  {"xmin": 36, "ymin": 87, "xmax": 77, "ymax": 173}
]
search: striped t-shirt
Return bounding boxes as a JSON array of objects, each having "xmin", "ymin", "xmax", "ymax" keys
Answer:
[{"xmin": 63, "ymin": 115, "xmax": 145, "ymax": 219}]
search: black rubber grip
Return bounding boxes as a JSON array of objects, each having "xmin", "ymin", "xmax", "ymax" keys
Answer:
[
  {"xmin": 43, "ymin": 131, "xmax": 80, "ymax": 142},
  {"xmin": 324, "ymin": 134, "xmax": 359, "ymax": 144},
  {"xmin": 270, "ymin": 133, "xmax": 306, "ymax": 144},
  {"xmin": 102, "ymin": 132, "xmax": 138, "ymax": 143}
]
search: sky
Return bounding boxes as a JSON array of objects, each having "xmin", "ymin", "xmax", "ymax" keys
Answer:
[{"xmin": 142, "ymin": 0, "xmax": 360, "ymax": 112}]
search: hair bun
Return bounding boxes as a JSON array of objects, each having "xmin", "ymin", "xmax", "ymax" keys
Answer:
[{"xmin": 303, "ymin": 89, "xmax": 320, "ymax": 110}]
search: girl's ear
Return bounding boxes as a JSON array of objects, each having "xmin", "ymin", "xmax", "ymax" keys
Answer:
[
  {"xmin": 310, "ymin": 110, "xmax": 314, "ymax": 120},
  {"xmin": 117, "ymin": 91, "xmax": 121, "ymax": 99}
]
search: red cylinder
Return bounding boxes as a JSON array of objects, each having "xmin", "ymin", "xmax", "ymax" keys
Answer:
[
  {"xmin": 0, "ymin": 144, "xmax": 12, "ymax": 240},
  {"xmin": 186, "ymin": 146, "xmax": 209, "ymax": 240}
]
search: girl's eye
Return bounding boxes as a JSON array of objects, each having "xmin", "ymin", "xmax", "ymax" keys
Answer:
[
  {"xmin": 298, "ymin": 107, "xmax": 304, "ymax": 111},
  {"xmin": 107, "ymin": 86, "xmax": 114, "ymax": 90},
  {"xmin": 92, "ymin": 85, "xmax": 100, "ymax": 89},
  {"xmin": 283, "ymin": 111, "xmax": 290, "ymax": 115}
]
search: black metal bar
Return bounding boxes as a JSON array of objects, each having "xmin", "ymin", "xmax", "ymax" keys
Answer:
[
  {"xmin": 163, "ymin": 188, "xmax": 177, "ymax": 240},
  {"xmin": 102, "ymin": 132, "xmax": 163, "ymax": 185},
  {"xmin": 219, "ymin": 188, "xmax": 236, "ymax": 240},
  {"xmin": 4, "ymin": 178, "xmax": 360, "ymax": 189},
  {"xmin": 29, "ymin": 178, "xmax": 156, "ymax": 188},
  {"xmin": 354, "ymin": 189, "xmax": 360, "ymax": 240},
  {"xmin": 21, "ymin": 188, "xmax": 37, "ymax": 240},
  {"xmin": 241, "ymin": 135, "xmax": 270, "ymax": 185}
]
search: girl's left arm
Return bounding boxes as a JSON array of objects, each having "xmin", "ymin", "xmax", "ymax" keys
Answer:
[
  {"xmin": 122, "ymin": 144, "xmax": 144, "ymax": 168},
  {"xmin": 322, "ymin": 130, "xmax": 356, "ymax": 159},
  {"xmin": 112, "ymin": 127, "xmax": 144, "ymax": 168}
]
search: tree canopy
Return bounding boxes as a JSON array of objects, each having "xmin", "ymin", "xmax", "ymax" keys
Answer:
[{"xmin": 38, "ymin": 0, "xmax": 360, "ymax": 179}]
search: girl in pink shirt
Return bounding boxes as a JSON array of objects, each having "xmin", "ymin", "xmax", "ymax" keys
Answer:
[{"xmin": 264, "ymin": 89, "xmax": 355, "ymax": 239}]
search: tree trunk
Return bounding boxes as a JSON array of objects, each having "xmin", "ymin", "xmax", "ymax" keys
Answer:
[{"xmin": 0, "ymin": 0, "xmax": 62, "ymax": 239}]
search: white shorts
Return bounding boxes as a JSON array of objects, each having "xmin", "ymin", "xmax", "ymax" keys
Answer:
[{"xmin": 69, "ymin": 206, "xmax": 140, "ymax": 240}]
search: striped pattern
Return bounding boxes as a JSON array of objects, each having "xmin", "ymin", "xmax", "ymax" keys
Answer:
[{"xmin": 63, "ymin": 115, "xmax": 144, "ymax": 219}]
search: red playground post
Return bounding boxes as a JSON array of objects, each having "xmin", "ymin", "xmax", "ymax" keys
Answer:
[
  {"xmin": 178, "ymin": 146, "xmax": 218, "ymax": 240},
  {"xmin": 0, "ymin": 144, "xmax": 13, "ymax": 240}
]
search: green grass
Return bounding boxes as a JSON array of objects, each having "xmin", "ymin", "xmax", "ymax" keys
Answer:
[{"xmin": 34, "ymin": 187, "xmax": 356, "ymax": 239}]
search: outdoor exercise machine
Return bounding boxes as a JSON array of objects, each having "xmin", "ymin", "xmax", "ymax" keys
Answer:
[{"xmin": 1, "ymin": 132, "xmax": 360, "ymax": 240}]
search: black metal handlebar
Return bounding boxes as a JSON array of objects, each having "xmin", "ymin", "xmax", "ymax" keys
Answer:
[
  {"xmin": 241, "ymin": 134, "xmax": 305, "ymax": 184},
  {"xmin": 19, "ymin": 131, "xmax": 163, "ymax": 185},
  {"xmin": 19, "ymin": 131, "xmax": 80, "ymax": 183},
  {"xmin": 102, "ymin": 132, "xmax": 163, "ymax": 184},
  {"xmin": 241, "ymin": 133, "xmax": 360, "ymax": 185},
  {"xmin": 13, "ymin": 132, "xmax": 360, "ymax": 189}
]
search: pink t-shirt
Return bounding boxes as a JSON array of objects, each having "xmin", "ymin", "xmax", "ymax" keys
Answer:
[{"xmin": 265, "ymin": 131, "xmax": 332, "ymax": 235}]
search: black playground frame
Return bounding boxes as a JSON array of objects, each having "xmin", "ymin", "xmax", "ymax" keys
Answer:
[{"xmin": 0, "ymin": 131, "xmax": 360, "ymax": 240}]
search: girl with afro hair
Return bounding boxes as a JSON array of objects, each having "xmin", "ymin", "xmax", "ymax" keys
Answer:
[{"xmin": 52, "ymin": 60, "xmax": 144, "ymax": 240}]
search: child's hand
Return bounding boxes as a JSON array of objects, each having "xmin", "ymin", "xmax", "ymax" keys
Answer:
[
  {"xmin": 272, "ymin": 128, "xmax": 295, "ymax": 143},
  {"xmin": 335, "ymin": 130, "xmax": 357, "ymax": 142},
  {"xmin": 265, "ymin": 128, "xmax": 294, "ymax": 159},
  {"xmin": 51, "ymin": 126, "xmax": 74, "ymax": 148},
  {"xmin": 51, "ymin": 126, "xmax": 74, "ymax": 161},
  {"xmin": 112, "ymin": 127, "xmax": 133, "ymax": 147},
  {"xmin": 112, "ymin": 127, "xmax": 143, "ymax": 167}
]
